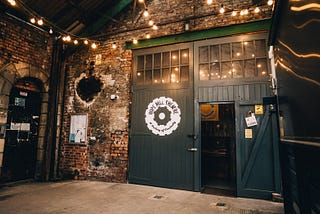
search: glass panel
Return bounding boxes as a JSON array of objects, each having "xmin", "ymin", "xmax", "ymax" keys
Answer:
[
  {"xmin": 137, "ymin": 56, "xmax": 144, "ymax": 70},
  {"xmin": 154, "ymin": 69, "xmax": 161, "ymax": 84},
  {"xmin": 180, "ymin": 66, "xmax": 189, "ymax": 82},
  {"xmin": 162, "ymin": 68, "xmax": 170, "ymax": 84},
  {"xmin": 255, "ymin": 39, "xmax": 267, "ymax": 57},
  {"xmin": 171, "ymin": 67, "xmax": 180, "ymax": 83},
  {"xmin": 257, "ymin": 58, "xmax": 269, "ymax": 77},
  {"xmin": 162, "ymin": 52, "xmax": 170, "ymax": 67},
  {"xmin": 145, "ymin": 54, "xmax": 152, "ymax": 70},
  {"xmin": 180, "ymin": 49, "xmax": 189, "ymax": 65},
  {"xmin": 232, "ymin": 42, "xmax": 243, "ymax": 60},
  {"xmin": 199, "ymin": 64, "xmax": 209, "ymax": 80},
  {"xmin": 221, "ymin": 62, "xmax": 232, "ymax": 79},
  {"xmin": 171, "ymin": 50, "xmax": 179, "ymax": 66},
  {"xmin": 221, "ymin": 43, "xmax": 231, "ymax": 61},
  {"xmin": 210, "ymin": 62, "xmax": 220, "ymax": 80},
  {"xmin": 199, "ymin": 46, "xmax": 209, "ymax": 63},
  {"xmin": 154, "ymin": 53, "xmax": 161, "ymax": 68},
  {"xmin": 210, "ymin": 45, "xmax": 219, "ymax": 62},
  {"xmin": 137, "ymin": 71, "xmax": 144, "ymax": 85},
  {"xmin": 145, "ymin": 70, "xmax": 152, "ymax": 85},
  {"xmin": 232, "ymin": 61, "xmax": 243, "ymax": 78},
  {"xmin": 244, "ymin": 60, "xmax": 255, "ymax": 77},
  {"xmin": 243, "ymin": 41, "xmax": 255, "ymax": 59}
]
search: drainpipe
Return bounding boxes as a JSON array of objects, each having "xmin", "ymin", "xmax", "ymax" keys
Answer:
[{"xmin": 268, "ymin": 46, "xmax": 277, "ymax": 95}]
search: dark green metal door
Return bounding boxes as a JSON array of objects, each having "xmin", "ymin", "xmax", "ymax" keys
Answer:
[
  {"xmin": 129, "ymin": 43, "xmax": 195, "ymax": 190},
  {"xmin": 236, "ymin": 101, "xmax": 281, "ymax": 199}
]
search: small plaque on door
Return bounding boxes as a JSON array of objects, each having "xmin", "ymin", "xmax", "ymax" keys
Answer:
[{"xmin": 245, "ymin": 129, "xmax": 253, "ymax": 139}]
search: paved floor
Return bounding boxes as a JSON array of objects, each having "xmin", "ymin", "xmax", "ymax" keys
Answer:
[{"xmin": 0, "ymin": 181, "xmax": 283, "ymax": 214}]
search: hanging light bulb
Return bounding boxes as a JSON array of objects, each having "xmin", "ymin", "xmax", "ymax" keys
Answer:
[
  {"xmin": 49, "ymin": 28, "xmax": 53, "ymax": 34},
  {"xmin": 143, "ymin": 9, "xmax": 149, "ymax": 17},
  {"xmin": 267, "ymin": 0, "xmax": 273, "ymax": 6},
  {"xmin": 37, "ymin": 18, "xmax": 44, "ymax": 26},
  {"xmin": 30, "ymin": 18, "xmax": 36, "ymax": 24},
  {"xmin": 254, "ymin": 7, "xmax": 260, "ymax": 13},
  {"xmin": 91, "ymin": 43, "xmax": 97, "ymax": 49},
  {"xmin": 138, "ymin": 0, "xmax": 144, "ymax": 3},
  {"xmin": 65, "ymin": 35, "xmax": 71, "ymax": 42},
  {"xmin": 146, "ymin": 33, "xmax": 151, "ymax": 39},
  {"xmin": 243, "ymin": 9, "xmax": 249, "ymax": 15},
  {"xmin": 7, "ymin": 0, "xmax": 16, "ymax": 6},
  {"xmin": 133, "ymin": 39, "xmax": 138, "ymax": 44},
  {"xmin": 219, "ymin": 5, "xmax": 225, "ymax": 14},
  {"xmin": 84, "ymin": 40, "xmax": 89, "ymax": 45},
  {"xmin": 112, "ymin": 42, "xmax": 117, "ymax": 49},
  {"xmin": 207, "ymin": 0, "xmax": 213, "ymax": 5},
  {"xmin": 152, "ymin": 24, "xmax": 158, "ymax": 30},
  {"xmin": 231, "ymin": 11, "xmax": 237, "ymax": 16},
  {"xmin": 73, "ymin": 40, "xmax": 79, "ymax": 45},
  {"xmin": 148, "ymin": 20, "xmax": 154, "ymax": 26}
]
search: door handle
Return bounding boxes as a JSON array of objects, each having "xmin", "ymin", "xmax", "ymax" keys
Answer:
[
  {"xmin": 187, "ymin": 148, "xmax": 198, "ymax": 152},
  {"xmin": 187, "ymin": 134, "xmax": 197, "ymax": 140}
]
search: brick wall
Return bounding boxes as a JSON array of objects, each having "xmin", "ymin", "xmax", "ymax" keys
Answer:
[{"xmin": 59, "ymin": 0, "xmax": 273, "ymax": 182}]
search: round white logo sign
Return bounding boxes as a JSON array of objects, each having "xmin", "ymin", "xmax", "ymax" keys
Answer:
[{"xmin": 145, "ymin": 96, "xmax": 181, "ymax": 136}]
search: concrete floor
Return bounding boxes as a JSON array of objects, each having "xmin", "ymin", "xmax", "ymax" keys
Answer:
[{"xmin": 0, "ymin": 181, "xmax": 283, "ymax": 214}]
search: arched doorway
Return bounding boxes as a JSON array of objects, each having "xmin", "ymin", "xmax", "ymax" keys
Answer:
[{"xmin": 1, "ymin": 77, "xmax": 42, "ymax": 181}]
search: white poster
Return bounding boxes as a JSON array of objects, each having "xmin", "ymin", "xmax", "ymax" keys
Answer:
[
  {"xmin": 245, "ymin": 113, "xmax": 258, "ymax": 127},
  {"xmin": 69, "ymin": 114, "xmax": 87, "ymax": 144}
]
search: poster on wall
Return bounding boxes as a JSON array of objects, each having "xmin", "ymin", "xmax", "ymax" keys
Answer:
[{"xmin": 69, "ymin": 114, "xmax": 87, "ymax": 144}]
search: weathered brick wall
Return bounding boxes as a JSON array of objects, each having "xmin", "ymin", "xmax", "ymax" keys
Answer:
[
  {"xmin": 59, "ymin": 0, "xmax": 273, "ymax": 181},
  {"xmin": 0, "ymin": 13, "xmax": 52, "ymax": 69}
]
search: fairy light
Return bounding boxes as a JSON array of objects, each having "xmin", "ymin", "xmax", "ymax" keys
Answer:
[
  {"xmin": 143, "ymin": 9, "xmax": 149, "ymax": 17},
  {"xmin": 112, "ymin": 42, "xmax": 117, "ymax": 49},
  {"xmin": 91, "ymin": 43, "xmax": 97, "ymax": 49},
  {"xmin": 148, "ymin": 20, "xmax": 154, "ymax": 26},
  {"xmin": 49, "ymin": 28, "xmax": 53, "ymax": 34},
  {"xmin": 267, "ymin": 0, "xmax": 273, "ymax": 6},
  {"xmin": 37, "ymin": 18, "xmax": 43, "ymax": 26},
  {"xmin": 254, "ymin": 7, "xmax": 260, "ymax": 13},
  {"xmin": 30, "ymin": 17, "xmax": 36, "ymax": 24},
  {"xmin": 152, "ymin": 24, "xmax": 158, "ymax": 30},
  {"xmin": 7, "ymin": 0, "xmax": 16, "ymax": 6},
  {"xmin": 73, "ymin": 40, "xmax": 78, "ymax": 45},
  {"xmin": 133, "ymin": 39, "xmax": 138, "ymax": 44},
  {"xmin": 219, "ymin": 5, "xmax": 225, "ymax": 14},
  {"xmin": 146, "ymin": 33, "xmax": 151, "ymax": 39},
  {"xmin": 138, "ymin": 0, "xmax": 144, "ymax": 3},
  {"xmin": 231, "ymin": 11, "xmax": 237, "ymax": 16},
  {"xmin": 207, "ymin": 0, "xmax": 213, "ymax": 5},
  {"xmin": 84, "ymin": 40, "xmax": 89, "ymax": 45}
]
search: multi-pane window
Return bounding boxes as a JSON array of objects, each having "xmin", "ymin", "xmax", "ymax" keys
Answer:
[
  {"xmin": 136, "ymin": 49, "xmax": 189, "ymax": 85},
  {"xmin": 199, "ymin": 39, "xmax": 269, "ymax": 80}
]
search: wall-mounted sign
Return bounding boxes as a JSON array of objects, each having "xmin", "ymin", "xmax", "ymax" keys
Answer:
[
  {"xmin": 255, "ymin": 104, "xmax": 264, "ymax": 115},
  {"xmin": 145, "ymin": 96, "xmax": 181, "ymax": 136},
  {"xmin": 201, "ymin": 104, "xmax": 219, "ymax": 121},
  {"xmin": 69, "ymin": 114, "xmax": 88, "ymax": 144},
  {"xmin": 245, "ymin": 129, "xmax": 253, "ymax": 139},
  {"xmin": 245, "ymin": 112, "xmax": 258, "ymax": 127}
]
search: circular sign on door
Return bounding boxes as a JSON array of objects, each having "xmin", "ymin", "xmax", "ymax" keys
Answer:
[{"xmin": 145, "ymin": 96, "xmax": 181, "ymax": 136}]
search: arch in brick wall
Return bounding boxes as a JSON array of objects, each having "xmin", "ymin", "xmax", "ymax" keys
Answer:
[{"xmin": 0, "ymin": 62, "xmax": 50, "ymax": 180}]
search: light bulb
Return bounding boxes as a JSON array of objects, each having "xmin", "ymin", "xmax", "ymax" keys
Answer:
[
  {"xmin": 148, "ymin": 20, "xmax": 154, "ymax": 26},
  {"xmin": 49, "ymin": 28, "xmax": 53, "ymax": 34},
  {"xmin": 254, "ymin": 7, "xmax": 260, "ymax": 13},
  {"xmin": 112, "ymin": 42, "xmax": 117, "ymax": 49},
  {"xmin": 133, "ymin": 39, "xmax": 138, "ymax": 44},
  {"xmin": 91, "ymin": 43, "xmax": 97, "ymax": 49},
  {"xmin": 138, "ymin": 0, "xmax": 144, "ymax": 3},
  {"xmin": 66, "ymin": 35, "xmax": 71, "ymax": 41},
  {"xmin": 152, "ymin": 24, "xmax": 158, "ymax": 30},
  {"xmin": 73, "ymin": 40, "xmax": 78, "ymax": 45},
  {"xmin": 143, "ymin": 9, "xmax": 149, "ymax": 17},
  {"xmin": 146, "ymin": 34, "xmax": 151, "ymax": 39},
  {"xmin": 37, "ymin": 19, "xmax": 43, "ymax": 26},
  {"xmin": 84, "ymin": 40, "xmax": 89, "ymax": 45},
  {"xmin": 219, "ymin": 6, "xmax": 225, "ymax": 14},
  {"xmin": 7, "ymin": 0, "xmax": 16, "ymax": 6},
  {"xmin": 267, "ymin": 0, "xmax": 273, "ymax": 6},
  {"xmin": 207, "ymin": 0, "xmax": 213, "ymax": 5},
  {"xmin": 232, "ymin": 11, "xmax": 237, "ymax": 16},
  {"xmin": 30, "ymin": 18, "xmax": 36, "ymax": 24}
]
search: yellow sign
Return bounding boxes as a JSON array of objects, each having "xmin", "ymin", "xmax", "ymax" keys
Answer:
[
  {"xmin": 255, "ymin": 104, "xmax": 264, "ymax": 115},
  {"xmin": 201, "ymin": 104, "xmax": 219, "ymax": 121},
  {"xmin": 245, "ymin": 129, "xmax": 253, "ymax": 139}
]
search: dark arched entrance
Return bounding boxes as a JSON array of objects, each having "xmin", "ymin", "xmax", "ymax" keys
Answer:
[{"xmin": 1, "ymin": 77, "xmax": 42, "ymax": 182}]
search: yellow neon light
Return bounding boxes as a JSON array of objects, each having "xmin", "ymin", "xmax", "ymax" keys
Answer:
[
  {"xmin": 291, "ymin": 3, "xmax": 320, "ymax": 11},
  {"xmin": 294, "ymin": 18, "xmax": 320, "ymax": 29},
  {"xmin": 278, "ymin": 40, "xmax": 320, "ymax": 58}
]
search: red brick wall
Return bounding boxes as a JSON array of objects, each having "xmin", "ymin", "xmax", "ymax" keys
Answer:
[
  {"xmin": 0, "ymin": 13, "xmax": 53, "ymax": 69},
  {"xmin": 59, "ymin": 0, "xmax": 273, "ymax": 182}
]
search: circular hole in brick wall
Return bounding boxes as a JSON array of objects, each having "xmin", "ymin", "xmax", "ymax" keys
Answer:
[{"xmin": 76, "ymin": 76, "xmax": 103, "ymax": 102}]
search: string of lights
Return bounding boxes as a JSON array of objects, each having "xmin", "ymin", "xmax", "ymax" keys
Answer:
[{"xmin": 5, "ymin": 0, "xmax": 275, "ymax": 49}]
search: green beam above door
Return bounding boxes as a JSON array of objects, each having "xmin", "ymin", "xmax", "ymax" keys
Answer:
[
  {"xmin": 81, "ymin": 0, "xmax": 133, "ymax": 37},
  {"xmin": 126, "ymin": 19, "xmax": 271, "ymax": 50}
]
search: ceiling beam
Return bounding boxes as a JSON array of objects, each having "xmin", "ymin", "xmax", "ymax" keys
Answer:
[{"xmin": 81, "ymin": 0, "xmax": 133, "ymax": 37}]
